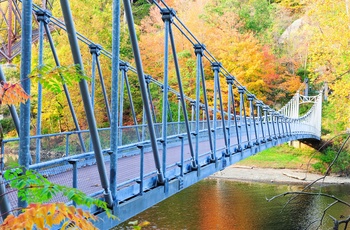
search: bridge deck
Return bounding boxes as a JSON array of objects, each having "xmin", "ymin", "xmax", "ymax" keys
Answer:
[
  {"xmin": 4, "ymin": 129, "xmax": 317, "ymax": 228},
  {"xmin": 6, "ymin": 136, "xmax": 216, "ymax": 207}
]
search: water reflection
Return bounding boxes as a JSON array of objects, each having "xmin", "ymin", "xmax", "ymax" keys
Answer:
[{"xmin": 117, "ymin": 179, "xmax": 350, "ymax": 229}]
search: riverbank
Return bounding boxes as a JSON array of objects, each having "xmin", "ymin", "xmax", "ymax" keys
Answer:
[{"xmin": 210, "ymin": 165, "xmax": 350, "ymax": 185}]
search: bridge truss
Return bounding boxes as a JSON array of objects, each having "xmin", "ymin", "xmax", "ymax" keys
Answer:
[{"xmin": 0, "ymin": 0, "xmax": 323, "ymax": 228}]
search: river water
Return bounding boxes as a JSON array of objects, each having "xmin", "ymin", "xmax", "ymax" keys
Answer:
[{"xmin": 117, "ymin": 179, "xmax": 350, "ymax": 230}]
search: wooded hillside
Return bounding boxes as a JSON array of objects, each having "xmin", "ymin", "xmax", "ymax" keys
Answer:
[{"xmin": 1, "ymin": 0, "xmax": 349, "ymax": 138}]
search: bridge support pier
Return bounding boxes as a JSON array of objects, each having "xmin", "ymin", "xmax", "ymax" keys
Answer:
[{"xmin": 289, "ymin": 140, "xmax": 307, "ymax": 149}]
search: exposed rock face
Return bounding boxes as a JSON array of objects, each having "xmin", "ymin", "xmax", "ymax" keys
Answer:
[{"xmin": 278, "ymin": 18, "xmax": 304, "ymax": 44}]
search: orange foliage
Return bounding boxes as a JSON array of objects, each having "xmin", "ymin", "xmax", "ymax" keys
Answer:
[
  {"xmin": 0, "ymin": 82, "xmax": 30, "ymax": 106},
  {"xmin": 1, "ymin": 203, "xmax": 98, "ymax": 230},
  {"xmin": 139, "ymin": 0, "xmax": 301, "ymax": 107}
]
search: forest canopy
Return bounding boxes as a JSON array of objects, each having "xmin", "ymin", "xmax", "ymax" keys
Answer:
[{"xmin": 1, "ymin": 0, "xmax": 349, "ymax": 136}]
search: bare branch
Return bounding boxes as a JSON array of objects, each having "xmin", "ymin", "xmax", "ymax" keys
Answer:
[
  {"xmin": 329, "ymin": 215, "xmax": 339, "ymax": 230},
  {"xmin": 305, "ymin": 132, "xmax": 349, "ymax": 178},
  {"xmin": 267, "ymin": 191, "xmax": 350, "ymax": 208},
  {"xmin": 319, "ymin": 200, "xmax": 338, "ymax": 227},
  {"xmin": 325, "ymin": 134, "xmax": 350, "ymax": 176},
  {"xmin": 283, "ymin": 134, "xmax": 350, "ymax": 212}
]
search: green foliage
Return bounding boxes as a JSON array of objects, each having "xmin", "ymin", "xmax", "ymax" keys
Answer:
[
  {"xmin": 3, "ymin": 166, "xmax": 114, "ymax": 219},
  {"xmin": 296, "ymin": 67, "xmax": 310, "ymax": 81},
  {"xmin": 132, "ymin": 0, "xmax": 152, "ymax": 25},
  {"xmin": 238, "ymin": 143, "xmax": 318, "ymax": 169},
  {"xmin": 120, "ymin": 29, "xmax": 134, "ymax": 60},
  {"xmin": 204, "ymin": 0, "xmax": 274, "ymax": 41},
  {"xmin": 0, "ymin": 117, "xmax": 16, "ymax": 134},
  {"xmin": 30, "ymin": 65, "xmax": 90, "ymax": 94},
  {"xmin": 177, "ymin": 50, "xmax": 192, "ymax": 59},
  {"xmin": 322, "ymin": 101, "xmax": 346, "ymax": 135},
  {"xmin": 299, "ymin": 103, "xmax": 313, "ymax": 116},
  {"xmin": 312, "ymin": 147, "xmax": 350, "ymax": 175},
  {"xmin": 237, "ymin": 0, "xmax": 273, "ymax": 35}
]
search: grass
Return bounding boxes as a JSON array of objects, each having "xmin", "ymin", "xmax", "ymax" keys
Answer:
[{"xmin": 236, "ymin": 143, "xmax": 320, "ymax": 171}]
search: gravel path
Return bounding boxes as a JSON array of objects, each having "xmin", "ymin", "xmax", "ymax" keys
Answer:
[{"xmin": 210, "ymin": 165, "xmax": 350, "ymax": 185}]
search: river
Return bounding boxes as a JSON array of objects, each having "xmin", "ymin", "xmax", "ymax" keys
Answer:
[{"xmin": 116, "ymin": 179, "xmax": 350, "ymax": 229}]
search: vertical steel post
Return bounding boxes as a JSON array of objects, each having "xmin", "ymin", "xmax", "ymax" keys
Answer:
[
  {"xmin": 18, "ymin": 0, "xmax": 33, "ymax": 208},
  {"xmin": 194, "ymin": 44, "xmax": 214, "ymax": 160},
  {"xmin": 137, "ymin": 145, "xmax": 144, "ymax": 195},
  {"xmin": 284, "ymin": 116, "xmax": 289, "ymax": 136},
  {"xmin": 263, "ymin": 105, "xmax": 272, "ymax": 141},
  {"xmin": 248, "ymin": 95, "xmax": 259, "ymax": 145},
  {"xmin": 89, "ymin": 44, "xmax": 111, "ymax": 125},
  {"xmin": 190, "ymin": 100, "xmax": 195, "ymax": 131},
  {"xmin": 142, "ymin": 107, "xmax": 146, "ymax": 141},
  {"xmin": 281, "ymin": 115, "xmax": 286, "ymax": 137},
  {"xmin": 276, "ymin": 112, "xmax": 281, "ymax": 138},
  {"xmin": 230, "ymin": 83, "xmax": 241, "ymax": 152},
  {"xmin": 35, "ymin": 9, "xmax": 44, "ymax": 164},
  {"xmin": 201, "ymin": 106, "xmax": 205, "ymax": 131},
  {"xmin": 212, "ymin": 64, "xmax": 218, "ymax": 158},
  {"xmin": 194, "ymin": 46, "xmax": 200, "ymax": 163},
  {"xmin": 270, "ymin": 110, "xmax": 277, "ymax": 139},
  {"xmin": 238, "ymin": 87, "xmax": 251, "ymax": 148},
  {"xmin": 60, "ymin": 0, "xmax": 113, "ymax": 205},
  {"xmin": 65, "ymin": 133, "xmax": 69, "ymax": 157},
  {"xmin": 118, "ymin": 60, "xmax": 125, "ymax": 145},
  {"xmin": 226, "ymin": 77, "xmax": 233, "ymax": 155},
  {"xmin": 161, "ymin": 8, "xmax": 171, "ymax": 175},
  {"xmin": 179, "ymin": 135, "xmax": 184, "ymax": 177},
  {"xmin": 121, "ymin": 62, "xmax": 140, "ymax": 142},
  {"xmin": 256, "ymin": 102, "xmax": 266, "ymax": 143},
  {"xmin": 68, "ymin": 159, "xmax": 78, "ymax": 206},
  {"xmin": 168, "ymin": 15, "xmax": 196, "ymax": 169},
  {"xmin": 89, "ymin": 44, "xmax": 97, "ymax": 151},
  {"xmin": 95, "ymin": 45, "xmax": 112, "ymax": 121},
  {"xmin": 177, "ymin": 95, "xmax": 181, "ymax": 134},
  {"xmin": 89, "ymin": 44, "xmax": 97, "ymax": 110},
  {"xmin": 40, "ymin": 11, "xmax": 86, "ymax": 153},
  {"xmin": 123, "ymin": 0, "xmax": 165, "ymax": 183},
  {"xmin": 110, "ymin": 0, "xmax": 121, "ymax": 201},
  {"xmin": 212, "ymin": 63, "xmax": 229, "ymax": 156},
  {"xmin": 288, "ymin": 118, "xmax": 292, "ymax": 136}
]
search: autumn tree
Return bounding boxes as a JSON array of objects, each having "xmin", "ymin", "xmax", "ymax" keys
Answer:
[
  {"xmin": 0, "ymin": 69, "xmax": 114, "ymax": 229},
  {"xmin": 281, "ymin": 0, "xmax": 350, "ymax": 133},
  {"xmin": 139, "ymin": 0, "xmax": 301, "ymax": 110}
]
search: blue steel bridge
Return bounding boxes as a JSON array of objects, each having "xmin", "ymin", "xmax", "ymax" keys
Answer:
[{"xmin": 0, "ymin": 0, "xmax": 323, "ymax": 229}]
